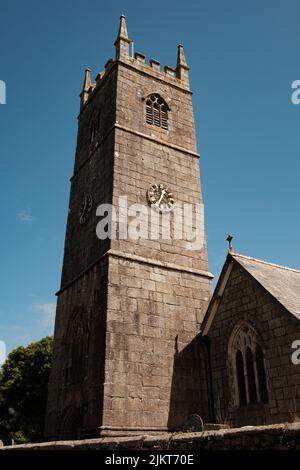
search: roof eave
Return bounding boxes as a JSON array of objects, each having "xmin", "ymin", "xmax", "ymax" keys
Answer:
[{"xmin": 201, "ymin": 253, "xmax": 235, "ymax": 336}]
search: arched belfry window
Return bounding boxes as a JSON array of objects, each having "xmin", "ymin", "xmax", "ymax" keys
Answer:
[
  {"xmin": 228, "ymin": 322, "xmax": 269, "ymax": 407},
  {"xmin": 89, "ymin": 109, "xmax": 101, "ymax": 148},
  {"xmin": 145, "ymin": 94, "xmax": 169, "ymax": 130}
]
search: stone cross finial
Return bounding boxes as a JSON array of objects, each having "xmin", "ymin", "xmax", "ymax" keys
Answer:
[
  {"xmin": 226, "ymin": 234, "xmax": 234, "ymax": 253},
  {"xmin": 115, "ymin": 15, "xmax": 131, "ymax": 60}
]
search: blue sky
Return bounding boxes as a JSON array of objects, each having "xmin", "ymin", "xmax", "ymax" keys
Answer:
[{"xmin": 0, "ymin": 0, "xmax": 300, "ymax": 354}]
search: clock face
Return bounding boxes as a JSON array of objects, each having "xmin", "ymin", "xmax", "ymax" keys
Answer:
[
  {"xmin": 79, "ymin": 194, "xmax": 93, "ymax": 225},
  {"xmin": 147, "ymin": 183, "xmax": 174, "ymax": 211}
]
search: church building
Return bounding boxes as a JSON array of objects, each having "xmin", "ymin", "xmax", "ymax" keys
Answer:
[
  {"xmin": 44, "ymin": 16, "xmax": 300, "ymax": 440},
  {"xmin": 202, "ymin": 250, "xmax": 300, "ymax": 426}
]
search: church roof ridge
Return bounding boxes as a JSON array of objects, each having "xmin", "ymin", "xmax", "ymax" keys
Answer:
[
  {"xmin": 202, "ymin": 250, "xmax": 300, "ymax": 335},
  {"xmin": 231, "ymin": 252, "xmax": 300, "ymax": 276}
]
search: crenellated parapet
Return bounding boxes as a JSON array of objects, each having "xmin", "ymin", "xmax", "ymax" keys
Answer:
[{"xmin": 79, "ymin": 15, "xmax": 190, "ymax": 113}]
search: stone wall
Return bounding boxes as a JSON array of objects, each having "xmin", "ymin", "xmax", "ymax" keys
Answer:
[
  {"xmin": 3, "ymin": 423, "xmax": 300, "ymax": 450},
  {"xmin": 44, "ymin": 258, "xmax": 109, "ymax": 440},
  {"xmin": 102, "ymin": 255, "xmax": 212, "ymax": 432}
]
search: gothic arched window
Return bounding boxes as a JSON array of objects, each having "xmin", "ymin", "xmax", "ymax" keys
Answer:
[
  {"xmin": 236, "ymin": 350, "xmax": 247, "ymax": 406},
  {"xmin": 256, "ymin": 344, "xmax": 269, "ymax": 403},
  {"xmin": 246, "ymin": 347, "xmax": 258, "ymax": 404},
  {"xmin": 228, "ymin": 322, "xmax": 269, "ymax": 407},
  {"xmin": 63, "ymin": 307, "xmax": 89, "ymax": 386},
  {"xmin": 145, "ymin": 94, "xmax": 169, "ymax": 130},
  {"xmin": 89, "ymin": 109, "xmax": 101, "ymax": 148}
]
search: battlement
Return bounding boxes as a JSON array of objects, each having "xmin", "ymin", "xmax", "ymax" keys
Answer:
[{"xmin": 80, "ymin": 16, "xmax": 190, "ymax": 111}]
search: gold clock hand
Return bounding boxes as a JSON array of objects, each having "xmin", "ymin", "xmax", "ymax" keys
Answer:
[{"xmin": 156, "ymin": 189, "xmax": 166, "ymax": 206}]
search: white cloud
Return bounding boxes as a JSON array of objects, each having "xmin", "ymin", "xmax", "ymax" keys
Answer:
[
  {"xmin": 33, "ymin": 302, "xmax": 56, "ymax": 331},
  {"xmin": 0, "ymin": 324, "xmax": 34, "ymax": 352},
  {"xmin": 0, "ymin": 340, "xmax": 6, "ymax": 366},
  {"xmin": 18, "ymin": 207, "xmax": 34, "ymax": 224},
  {"xmin": 0, "ymin": 301, "xmax": 56, "ymax": 354}
]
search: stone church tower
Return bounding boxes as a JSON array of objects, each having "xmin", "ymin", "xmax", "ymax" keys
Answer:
[{"xmin": 45, "ymin": 16, "xmax": 213, "ymax": 439}]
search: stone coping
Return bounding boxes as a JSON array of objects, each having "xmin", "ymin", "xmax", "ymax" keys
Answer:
[{"xmin": 2, "ymin": 422, "xmax": 300, "ymax": 450}]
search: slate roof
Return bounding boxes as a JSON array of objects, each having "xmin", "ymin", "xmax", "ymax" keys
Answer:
[{"xmin": 232, "ymin": 253, "xmax": 300, "ymax": 320}]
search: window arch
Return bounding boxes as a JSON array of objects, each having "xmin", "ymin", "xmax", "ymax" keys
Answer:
[
  {"xmin": 145, "ymin": 94, "xmax": 169, "ymax": 130},
  {"xmin": 89, "ymin": 109, "xmax": 101, "ymax": 148},
  {"xmin": 228, "ymin": 322, "xmax": 269, "ymax": 407},
  {"xmin": 62, "ymin": 307, "xmax": 89, "ymax": 386}
]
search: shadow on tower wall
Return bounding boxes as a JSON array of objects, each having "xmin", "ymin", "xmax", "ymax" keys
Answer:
[{"xmin": 167, "ymin": 334, "xmax": 214, "ymax": 430}]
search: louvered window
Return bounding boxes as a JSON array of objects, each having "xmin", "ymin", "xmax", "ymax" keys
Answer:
[{"xmin": 145, "ymin": 94, "xmax": 169, "ymax": 130}]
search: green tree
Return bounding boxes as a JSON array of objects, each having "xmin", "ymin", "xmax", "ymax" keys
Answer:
[{"xmin": 0, "ymin": 336, "xmax": 53, "ymax": 444}]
